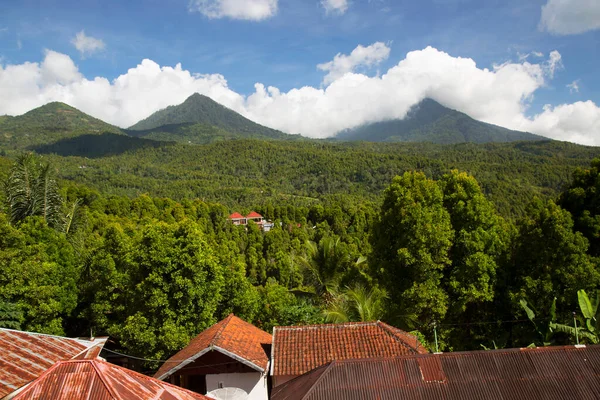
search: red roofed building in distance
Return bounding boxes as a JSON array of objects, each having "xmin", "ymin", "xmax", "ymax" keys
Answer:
[
  {"xmin": 228, "ymin": 212, "xmax": 274, "ymax": 232},
  {"xmin": 271, "ymin": 345, "xmax": 600, "ymax": 400},
  {"xmin": 154, "ymin": 314, "xmax": 272, "ymax": 400},
  {"xmin": 270, "ymin": 321, "xmax": 427, "ymax": 387},
  {"xmin": 0, "ymin": 328, "xmax": 107, "ymax": 399},
  {"xmin": 12, "ymin": 359, "xmax": 212, "ymax": 400}
]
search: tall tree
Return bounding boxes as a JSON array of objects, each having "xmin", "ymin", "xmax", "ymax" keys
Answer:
[
  {"xmin": 371, "ymin": 172, "xmax": 453, "ymax": 329},
  {"xmin": 439, "ymin": 171, "xmax": 510, "ymax": 349},
  {"xmin": 509, "ymin": 199, "xmax": 599, "ymax": 319},
  {"xmin": 558, "ymin": 158, "xmax": 600, "ymax": 256}
]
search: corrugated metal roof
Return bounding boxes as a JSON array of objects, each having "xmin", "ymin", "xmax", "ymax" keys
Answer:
[
  {"xmin": 272, "ymin": 345, "xmax": 600, "ymax": 400},
  {"xmin": 155, "ymin": 314, "xmax": 272, "ymax": 380},
  {"xmin": 0, "ymin": 328, "xmax": 107, "ymax": 398},
  {"xmin": 12, "ymin": 359, "xmax": 213, "ymax": 400},
  {"xmin": 271, "ymin": 321, "xmax": 427, "ymax": 381}
]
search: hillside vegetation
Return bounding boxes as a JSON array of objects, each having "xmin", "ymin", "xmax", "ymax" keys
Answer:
[
  {"xmin": 0, "ymin": 102, "xmax": 123, "ymax": 149},
  {"xmin": 128, "ymin": 93, "xmax": 295, "ymax": 141},
  {"xmin": 337, "ymin": 99, "xmax": 543, "ymax": 143}
]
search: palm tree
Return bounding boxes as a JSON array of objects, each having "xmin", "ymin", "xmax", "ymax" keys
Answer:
[
  {"xmin": 4, "ymin": 154, "xmax": 63, "ymax": 228},
  {"xmin": 324, "ymin": 284, "xmax": 388, "ymax": 323}
]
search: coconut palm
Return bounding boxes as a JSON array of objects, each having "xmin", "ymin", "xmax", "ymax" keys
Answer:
[
  {"xmin": 324, "ymin": 284, "xmax": 388, "ymax": 323},
  {"xmin": 4, "ymin": 154, "xmax": 63, "ymax": 228}
]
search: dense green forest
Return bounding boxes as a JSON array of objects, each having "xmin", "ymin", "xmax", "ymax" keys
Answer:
[
  {"xmin": 1, "ymin": 152, "xmax": 599, "ymax": 367},
  {"xmin": 28, "ymin": 138, "xmax": 600, "ymax": 219}
]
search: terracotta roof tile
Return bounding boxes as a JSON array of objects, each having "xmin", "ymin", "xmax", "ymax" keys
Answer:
[
  {"xmin": 228, "ymin": 213, "xmax": 245, "ymax": 219},
  {"xmin": 13, "ymin": 359, "xmax": 211, "ymax": 400},
  {"xmin": 155, "ymin": 314, "xmax": 272, "ymax": 380},
  {"xmin": 246, "ymin": 212, "xmax": 263, "ymax": 218},
  {"xmin": 271, "ymin": 321, "xmax": 426, "ymax": 379},
  {"xmin": 272, "ymin": 345, "xmax": 600, "ymax": 400},
  {"xmin": 0, "ymin": 328, "xmax": 107, "ymax": 398}
]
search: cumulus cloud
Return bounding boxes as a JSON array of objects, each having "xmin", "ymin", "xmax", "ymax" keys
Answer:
[
  {"xmin": 321, "ymin": 0, "xmax": 349, "ymax": 15},
  {"xmin": 567, "ymin": 80, "xmax": 580, "ymax": 93},
  {"xmin": 317, "ymin": 42, "xmax": 391, "ymax": 85},
  {"xmin": 71, "ymin": 30, "xmax": 105, "ymax": 57},
  {"xmin": 189, "ymin": 0, "xmax": 278, "ymax": 21},
  {"xmin": 0, "ymin": 46, "xmax": 599, "ymax": 145},
  {"xmin": 540, "ymin": 0, "xmax": 600, "ymax": 35}
]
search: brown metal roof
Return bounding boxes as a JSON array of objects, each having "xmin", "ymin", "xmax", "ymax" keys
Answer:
[
  {"xmin": 272, "ymin": 345, "xmax": 600, "ymax": 400},
  {"xmin": 155, "ymin": 314, "xmax": 272, "ymax": 380},
  {"xmin": 12, "ymin": 359, "xmax": 212, "ymax": 400},
  {"xmin": 271, "ymin": 321, "xmax": 427, "ymax": 382},
  {"xmin": 0, "ymin": 328, "xmax": 107, "ymax": 398}
]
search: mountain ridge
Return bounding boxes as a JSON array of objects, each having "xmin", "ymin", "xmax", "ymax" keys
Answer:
[
  {"xmin": 127, "ymin": 93, "xmax": 295, "ymax": 142},
  {"xmin": 335, "ymin": 99, "xmax": 544, "ymax": 144}
]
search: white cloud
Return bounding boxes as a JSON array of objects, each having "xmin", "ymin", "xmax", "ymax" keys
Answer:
[
  {"xmin": 71, "ymin": 30, "xmax": 106, "ymax": 57},
  {"xmin": 321, "ymin": 0, "xmax": 349, "ymax": 15},
  {"xmin": 0, "ymin": 46, "xmax": 599, "ymax": 145},
  {"xmin": 17, "ymin": 40, "xmax": 22, "ymax": 50},
  {"xmin": 540, "ymin": 0, "xmax": 600, "ymax": 35},
  {"xmin": 317, "ymin": 42, "xmax": 391, "ymax": 85},
  {"xmin": 189, "ymin": 0, "xmax": 278, "ymax": 21},
  {"xmin": 567, "ymin": 80, "xmax": 580, "ymax": 93}
]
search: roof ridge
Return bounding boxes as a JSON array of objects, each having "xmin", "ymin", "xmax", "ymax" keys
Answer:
[
  {"xmin": 303, "ymin": 361, "xmax": 335, "ymax": 399},
  {"xmin": 212, "ymin": 313, "xmax": 235, "ymax": 346},
  {"xmin": 276, "ymin": 321, "xmax": 377, "ymax": 330},
  {"xmin": 376, "ymin": 321, "xmax": 421, "ymax": 352},
  {"xmin": 89, "ymin": 360, "xmax": 122, "ymax": 400},
  {"xmin": 0, "ymin": 328, "xmax": 98, "ymax": 345}
]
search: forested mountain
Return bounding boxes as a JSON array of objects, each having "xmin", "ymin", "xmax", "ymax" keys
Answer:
[
  {"xmin": 0, "ymin": 102, "xmax": 123, "ymax": 149},
  {"xmin": 27, "ymin": 138, "xmax": 600, "ymax": 219},
  {"xmin": 336, "ymin": 99, "xmax": 543, "ymax": 144},
  {"xmin": 127, "ymin": 93, "xmax": 294, "ymax": 142}
]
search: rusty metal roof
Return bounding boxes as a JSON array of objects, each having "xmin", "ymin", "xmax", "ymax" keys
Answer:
[
  {"xmin": 12, "ymin": 359, "xmax": 213, "ymax": 400},
  {"xmin": 155, "ymin": 314, "xmax": 272, "ymax": 380},
  {"xmin": 0, "ymin": 328, "xmax": 107, "ymax": 398},
  {"xmin": 271, "ymin": 321, "xmax": 427, "ymax": 381},
  {"xmin": 272, "ymin": 345, "xmax": 600, "ymax": 400}
]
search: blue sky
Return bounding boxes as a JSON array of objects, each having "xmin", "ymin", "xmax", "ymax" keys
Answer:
[{"xmin": 1, "ymin": 0, "xmax": 599, "ymax": 144}]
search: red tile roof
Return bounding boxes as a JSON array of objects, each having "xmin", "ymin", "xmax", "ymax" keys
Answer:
[
  {"xmin": 246, "ymin": 211, "xmax": 263, "ymax": 218},
  {"xmin": 155, "ymin": 314, "xmax": 272, "ymax": 380},
  {"xmin": 228, "ymin": 212, "xmax": 245, "ymax": 220},
  {"xmin": 0, "ymin": 328, "xmax": 107, "ymax": 398},
  {"xmin": 13, "ymin": 359, "xmax": 212, "ymax": 400},
  {"xmin": 272, "ymin": 345, "xmax": 600, "ymax": 400},
  {"xmin": 271, "ymin": 321, "xmax": 427, "ymax": 381}
]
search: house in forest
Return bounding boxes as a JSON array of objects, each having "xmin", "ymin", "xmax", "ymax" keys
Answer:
[
  {"xmin": 154, "ymin": 314, "xmax": 272, "ymax": 400},
  {"xmin": 0, "ymin": 328, "xmax": 107, "ymax": 399},
  {"xmin": 228, "ymin": 212, "xmax": 274, "ymax": 232},
  {"xmin": 271, "ymin": 345, "xmax": 600, "ymax": 400},
  {"xmin": 270, "ymin": 321, "xmax": 428, "ymax": 387}
]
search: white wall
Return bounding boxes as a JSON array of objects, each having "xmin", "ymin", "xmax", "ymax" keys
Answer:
[{"xmin": 205, "ymin": 372, "xmax": 268, "ymax": 400}]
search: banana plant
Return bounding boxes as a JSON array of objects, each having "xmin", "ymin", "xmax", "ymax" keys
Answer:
[
  {"xmin": 552, "ymin": 289, "xmax": 600, "ymax": 344},
  {"xmin": 520, "ymin": 298, "xmax": 557, "ymax": 347}
]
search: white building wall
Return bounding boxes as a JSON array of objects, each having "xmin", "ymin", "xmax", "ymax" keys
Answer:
[{"xmin": 205, "ymin": 372, "xmax": 268, "ymax": 400}]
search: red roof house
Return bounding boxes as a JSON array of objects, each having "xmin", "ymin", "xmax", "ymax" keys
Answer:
[
  {"xmin": 12, "ymin": 359, "xmax": 211, "ymax": 400},
  {"xmin": 154, "ymin": 314, "xmax": 272, "ymax": 399},
  {"xmin": 270, "ymin": 321, "xmax": 427, "ymax": 387},
  {"xmin": 246, "ymin": 212, "xmax": 263, "ymax": 219},
  {"xmin": 0, "ymin": 328, "xmax": 107, "ymax": 398},
  {"xmin": 271, "ymin": 345, "xmax": 600, "ymax": 400}
]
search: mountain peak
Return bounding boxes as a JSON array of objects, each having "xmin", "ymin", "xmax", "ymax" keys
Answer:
[
  {"xmin": 127, "ymin": 93, "xmax": 292, "ymax": 141},
  {"xmin": 336, "ymin": 98, "xmax": 544, "ymax": 144}
]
